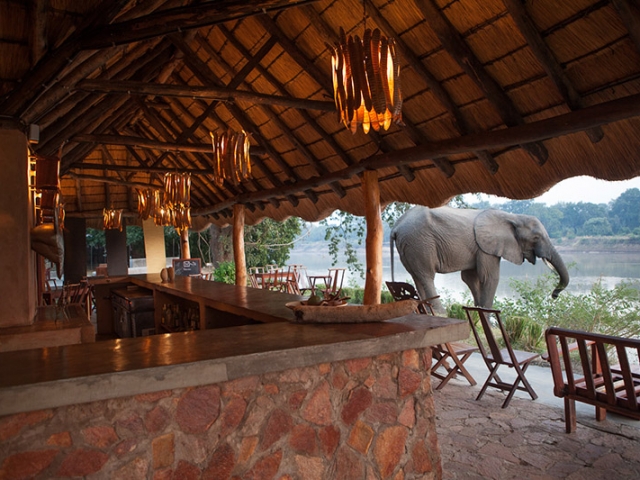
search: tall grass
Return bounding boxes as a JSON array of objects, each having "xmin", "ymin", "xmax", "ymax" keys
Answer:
[{"xmin": 492, "ymin": 273, "xmax": 640, "ymax": 352}]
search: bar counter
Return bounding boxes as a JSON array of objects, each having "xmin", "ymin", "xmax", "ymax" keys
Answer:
[
  {"xmin": 0, "ymin": 278, "xmax": 469, "ymax": 479},
  {"xmin": 0, "ymin": 311, "xmax": 466, "ymax": 415}
]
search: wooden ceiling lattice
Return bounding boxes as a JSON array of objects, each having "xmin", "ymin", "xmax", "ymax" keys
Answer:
[{"xmin": 1, "ymin": 0, "xmax": 640, "ymax": 227}]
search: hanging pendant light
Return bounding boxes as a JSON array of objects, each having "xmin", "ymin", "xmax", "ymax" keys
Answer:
[
  {"xmin": 164, "ymin": 172, "xmax": 191, "ymax": 208},
  {"xmin": 210, "ymin": 130, "xmax": 251, "ymax": 187},
  {"xmin": 330, "ymin": 26, "xmax": 402, "ymax": 134},
  {"xmin": 103, "ymin": 207, "xmax": 123, "ymax": 231}
]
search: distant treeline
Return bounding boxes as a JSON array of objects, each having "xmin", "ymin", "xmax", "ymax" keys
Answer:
[
  {"xmin": 300, "ymin": 187, "xmax": 640, "ymax": 242},
  {"xmin": 469, "ymin": 187, "xmax": 640, "ymax": 239}
]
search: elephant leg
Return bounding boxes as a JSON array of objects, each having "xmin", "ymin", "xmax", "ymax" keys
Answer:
[
  {"xmin": 461, "ymin": 269, "xmax": 482, "ymax": 307},
  {"xmin": 413, "ymin": 276, "xmax": 445, "ymax": 314},
  {"xmin": 474, "ymin": 255, "xmax": 501, "ymax": 309}
]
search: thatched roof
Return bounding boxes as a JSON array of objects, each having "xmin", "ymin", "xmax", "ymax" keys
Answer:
[{"xmin": 2, "ymin": 0, "xmax": 640, "ymax": 227}]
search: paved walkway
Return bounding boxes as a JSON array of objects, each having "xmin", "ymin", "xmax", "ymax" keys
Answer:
[{"xmin": 433, "ymin": 353, "xmax": 640, "ymax": 479}]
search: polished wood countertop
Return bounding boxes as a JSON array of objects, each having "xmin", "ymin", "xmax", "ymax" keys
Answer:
[
  {"xmin": 0, "ymin": 313, "xmax": 468, "ymax": 415},
  {"xmin": 129, "ymin": 274, "xmax": 304, "ymax": 323}
]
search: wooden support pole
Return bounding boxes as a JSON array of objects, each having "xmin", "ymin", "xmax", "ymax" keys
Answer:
[
  {"xmin": 363, "ymin": 170, "xmax": 383, "ymax": 305},
  {"xmin": 233, "ymin": 204, "xmax": 247, "ymax": 287},
  {"xmin": 180, "ymin": 228, "xmax": 190, "ymax": 259}
]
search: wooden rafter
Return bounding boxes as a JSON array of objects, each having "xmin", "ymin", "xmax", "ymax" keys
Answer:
[
  {"xmin": 611, "ymin": 0, "xmax": 640, "ymax": 53},
  {"xmin": 75, "ymin": 79, "xmax": 335, "ymax": 112},
  {"xmin": 259, "ymin": 12, "xmax": 419, "ymax": 183},
  {"xmin": 170, "ymin": 34, "xmax": 306, "ymax": 207},
  {"xmin": 502, "ymin": 0, "xmax": 604, "ymax": 144},
  {"xmin": 71, "ymin": 133, "xmax": 267, "ymax": 156},
  {"xmin": 0, "ymin": 0, "xmax": 131, "ymax": 116},
  {"xmin": 207, "ymin": 27, "xmax": 346, "ymax": 199},
  {"xmin": 190, "ymin": 91, "xmax": 640, "ymax": 216},
  {"xmin": 415, "ymin": 0, "xmax": 549, "ymax": 165},
  {"xmin": 359, "ymin": 0, "xmax": 498, "ymax": 174},
  {"xmin": 80, "ymin": 0, "xmax": 321, "ymax": 50}
]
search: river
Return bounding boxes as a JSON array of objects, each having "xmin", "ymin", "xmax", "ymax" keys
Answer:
[{"xmin": 287, "ymin": 243, "xmax": 640, "ymax": 302}]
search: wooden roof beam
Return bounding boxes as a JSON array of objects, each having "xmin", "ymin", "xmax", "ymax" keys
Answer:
[
  {"xmin": 71, "ymin": 133, "xmax": 267, "ymax": 156},
  {"xmin": 75, "ymin": 79, "xmax": 335, "ymax": 112},
  {"xmin": 611, "ymin": 0, "xmax": 640, "ymax": 54},
  {"xmin": 0, "ymin": 0, "xmax": 131, "ymax": 116},
  {"xmin": 502, "ymin": 0, "xmax": 604, "ymax": 144},
  {"xmin": 135, "ymin": 98, "xmax": 225, "ymax": 207},
  {"xmin": 207, "ymin": 28, "xmax": 347, "ymax": 199},
  {"xmin": 415, "ymin": 0, "xmax": 549, "ymax": 165},
  {"xmin": 37, "ymin": 41, "xmax": 175, "ymax": 156},
  {"xmin": 360, "ymin": 0, "xmax": 497, "ymax": 174},
  {"xmin": 170, "ymin": 35, "xmax": 309, "ymax": 207},
  {"xmin": 260, "ymin": 12, "xmax": 420, "ymax": 183},
  {"xmin": 80, "ymin": 0, "xmax": 321, "ymax": 50},
  {"xmin": 192, "ymin": 91, "xmax": 640, "ymax": 215}
]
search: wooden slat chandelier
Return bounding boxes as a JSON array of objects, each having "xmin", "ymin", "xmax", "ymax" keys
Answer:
[
  {"xmin": 330, "ymin": 25, "xmax": 402, "ymax": 134},
  {"xmin": 103, "ymin": 207, "xmax": 123, "ymax": 231},
  {"xmin": 136, "ymin": 173, "xmax": 191, "ymax": 233},
  {"xmin": 209, "ymin": 130, "xmax": 251, "ymax": 187}
]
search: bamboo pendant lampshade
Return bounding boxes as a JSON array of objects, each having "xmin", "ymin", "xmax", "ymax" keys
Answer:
[
  {"xmin": 330, "ymin": 27, "xmax": 402, "ymax": 134},
  {"xmin": 103, "ymin": 207, "xmax": 123, "ymax": 231},
  {"xmin": 210, "ymin": 130, "xmax": 251, "ymax": 187}
]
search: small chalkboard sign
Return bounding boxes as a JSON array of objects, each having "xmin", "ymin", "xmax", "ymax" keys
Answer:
[{"xmin": 172, "ymin": 258, "xmax": 201, "ymax": 276}]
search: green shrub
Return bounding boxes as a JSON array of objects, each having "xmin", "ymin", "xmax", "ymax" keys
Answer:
[
  {"xmin": 213, "ymin": 261, "xmax": 236, "ymax": 284},
  {"xmin": 494, "ymin": 272, "xmax": 640, "ymax": 347}
]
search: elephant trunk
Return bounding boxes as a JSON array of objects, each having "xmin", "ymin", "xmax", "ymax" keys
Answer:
[{"xmin": 544, "ymin": 246, "xmax": 569, "ymax": 299}]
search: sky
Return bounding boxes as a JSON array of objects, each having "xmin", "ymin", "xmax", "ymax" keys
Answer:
[{"xmin": 466, "ymin": 175, "xmax": 640, "ymax": 206}]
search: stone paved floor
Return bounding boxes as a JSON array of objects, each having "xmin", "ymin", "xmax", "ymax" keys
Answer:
[{"xmin": 433, "ymin": 374, "xmax": 640, "ymax": 479}]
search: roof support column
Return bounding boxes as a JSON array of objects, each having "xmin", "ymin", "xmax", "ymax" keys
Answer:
[
  {"xmin": 179, "ymin": 229, "xmax": 190, "ymax": 259},
  {"xmin": 0, "ymin": 129, "xmax": 36, "ymax": 327},
  {"xmin": 233, "ymin": 204, "xmax": 247, "ymax": 287},
  {"xmin": 363, "ymin": 170, "xmax": 383, "ymax": 305}
]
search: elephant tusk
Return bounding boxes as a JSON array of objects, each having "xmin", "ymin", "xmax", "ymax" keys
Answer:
[{"xmin": 542, "ymin": 258, "xmax": 557, "ymax": 273}]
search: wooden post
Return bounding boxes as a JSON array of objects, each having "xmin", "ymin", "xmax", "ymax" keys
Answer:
[
  {"xmin": 233, "ymin": 204, "xmax": 247, "ymax": 287},
  {"xmin": 363, "ymin": 170, "xmax": 383, "ymax": 305},
  {"xmin": 180, "ymin": 228, "xmax": 190, "ymax": 259}
]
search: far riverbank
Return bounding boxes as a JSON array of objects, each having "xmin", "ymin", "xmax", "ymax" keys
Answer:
[{"xmin": 555, "ymin": 236, "xmax": 640, "ymax": 253}]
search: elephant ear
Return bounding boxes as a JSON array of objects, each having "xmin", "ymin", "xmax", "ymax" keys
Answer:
[{"xmin": 474, "ymin": 210, "xmax": 524, "ymax": 265}]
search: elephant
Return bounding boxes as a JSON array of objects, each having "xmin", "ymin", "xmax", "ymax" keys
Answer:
[{"xmin": 390, "ymin": 206, "xmax": 569, "ymax": 314}]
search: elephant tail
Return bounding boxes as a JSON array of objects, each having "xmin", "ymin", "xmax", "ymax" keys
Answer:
[{"xmin": 390, "ymin": 231, "xmax": 396, "ymax": 282}]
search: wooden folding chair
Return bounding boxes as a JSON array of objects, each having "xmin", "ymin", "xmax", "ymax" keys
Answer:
[
  {"xmin": 463, "ymin": 306, "xmax": 540, "ymax": 408},
  {"xmin": 326, "ymin": 268, "xmax": 345, "ymax": 295},
  {"xmin": 385, "ymin": 281, "xmax": 478, "ymax": 390}
]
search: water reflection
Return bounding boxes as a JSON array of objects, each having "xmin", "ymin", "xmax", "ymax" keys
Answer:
[{"xmin": 288, "ymin": 245, "xmax": 640, "ymax": 302}]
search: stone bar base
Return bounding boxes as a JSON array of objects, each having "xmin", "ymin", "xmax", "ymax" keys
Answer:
[{"xmin": 0, "ymin": 347, "xmax": 440, "ymax": 479}]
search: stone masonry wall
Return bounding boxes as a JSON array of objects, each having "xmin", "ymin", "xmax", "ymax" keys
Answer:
[{"xmin": 0, "ymin": 347, "xmax": 440, "ymax": 479}]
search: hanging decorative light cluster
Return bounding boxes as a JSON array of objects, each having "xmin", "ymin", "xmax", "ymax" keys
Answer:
[
  {"xmin": 136, "ymin": 188, "xmax": 155, "ymax": 221},
  {"xmin": 163, "ymin": 172, "xmax": 191, "ymax": 233},
  {"xmin": 210, "ymin": 130, "xmax": 251, "ymax": 187},
  {"xmin": 103, "ymin": 207, "xmax": 123, "ymax": 231},
  {"xmin": 330, "ymin": 27, "xmax": 402, "ymax": 134},
  {"xmin": 136, "ymin": 174, "xmax": 191, "ymax": 233}
]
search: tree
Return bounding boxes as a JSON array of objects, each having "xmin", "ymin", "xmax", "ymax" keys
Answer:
[
  {"xmin": 126, "ymin": 226, "xmax": 145, "ymax": 258},
  {"xmin": 244, "ymin": 217, "xmax": 302, "ymax": 268},
  {"xmin": 557, "ymin": 202, "xmax": 607, "ymax": 235},
  {"xmin": 610, "ymin": 188, "xmax": 640, "ymax": 234},
  {"xmin": 581, "ymin": 217, "xmax": 613, "ymax": 236}
]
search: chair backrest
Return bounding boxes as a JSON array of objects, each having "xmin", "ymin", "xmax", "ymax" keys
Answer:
[
  {"xmin": 385, "ymin": 281, "xmax": 437, "ymax": 315},
  {"xmin": 287, "ymin": 264, "xmax": 309, "ymax": 290},
  {"xmin": 386, "ymin": 281, "xmax": 420, "ymax": 301},
  {"xmin": 327, "ymin": 268, "xmax": 345, "ymax": 295},
  {"xmin": 463, "ymin": 306, "xmax": 510, "ymax": 364}
]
